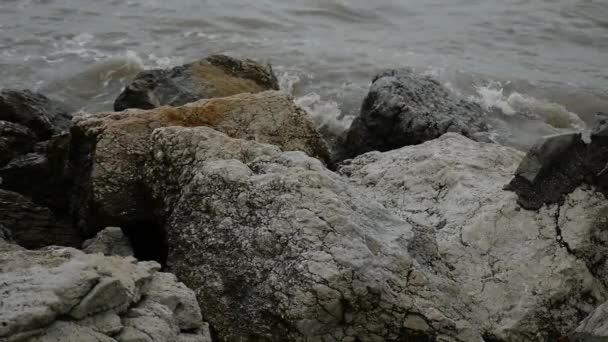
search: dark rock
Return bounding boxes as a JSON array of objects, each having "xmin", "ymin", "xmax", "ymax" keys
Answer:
[
  {"xmin": 0, "ymin": 121, "xmax": 36, "ymax": 166},
  {"xmin": 0, "ymin": 189, "xmax": 81, "ymax": 249},
  {"xmin": 506, "ymin": 113, "xmax": 608, "ymax": 210},
  {"xmin": 114, "ymin": 55, "xmax": 279, "ymax": 111},
  {"xmin": 0, "ymin": 133, "xmax": 72, "ymax": 213},
  {"xmin": 0, "ymin": 89, "xmax": 72, "ymax": 140},
  {"xmin": 341, "ymin": 68, "xmax": 488, "ymax": 159}
]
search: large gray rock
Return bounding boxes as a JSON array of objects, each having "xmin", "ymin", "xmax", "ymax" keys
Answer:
[
  {"xmin": 506, "ymin": 114, "xmax": 608, "ymax": 209},
  {"xmin": 114, "ymin": 55, "xmax": 279, "ymax": 111},
  {"xmin": 0, "ymin": 244, "xmax": 210, "ymax": 342},
  {"xmin": 339, "ymin": 133, "xmax": 608, "ymax": 340},
  {"xmin": 341, "ymin": 68, "xmax": 488, "ymax": 160},
  {"xmin": 71, "ymin": 91, "xmax": 329, "ymax": 236}
]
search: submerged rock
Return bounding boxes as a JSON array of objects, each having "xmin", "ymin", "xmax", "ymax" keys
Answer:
[
  {"xmin": 114, "ymin": 54, "xmax": 279, "ymax": 111},
  {"xmin": 341, "ymin": 68, "xmax": 488, "ymax": 159},
  {"xmin": 0, "ymin": 244, "xmax": 210, "ymax": 342},
  {"xmin": 72, "ymin": 91, "xmax": 329, "ymax": 234},
  {"xmin": 506, "ymin": 115, "xmax": 608, "ymax": 210}
]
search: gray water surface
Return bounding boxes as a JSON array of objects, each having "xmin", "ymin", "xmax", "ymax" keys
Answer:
[{"xmin": 1, "ymin": 0, "xmax": 607, "ymax": 145}]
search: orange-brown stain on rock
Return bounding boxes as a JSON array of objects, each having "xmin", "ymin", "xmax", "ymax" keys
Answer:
[{"xmin": 191, "ymin": 62, "xmax": 266, "ymax": 98}]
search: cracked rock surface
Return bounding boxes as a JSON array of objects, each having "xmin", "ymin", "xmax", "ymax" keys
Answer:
[
  {"xmin": 341, "ymin": 68, "xmax": 488, "ymax": 160},
  {"xmin": 71, "ymin": 90, "xmax": 329, "ymax": 234},
  {"xmin": 114, "ymin": 54, "xmax": 279, "ymax": 111},
  {"xmin": 0, "ymin": 240, "xmax": 211, "ymax": 342},
  {"xmin": 339, "ymin": 133, "xmax": 608, "ymax": 340}
]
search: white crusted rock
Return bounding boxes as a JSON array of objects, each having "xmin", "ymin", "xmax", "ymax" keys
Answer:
[{"xmin": 83, "ymin": 227, "xmax": 134, "ymax": 257}]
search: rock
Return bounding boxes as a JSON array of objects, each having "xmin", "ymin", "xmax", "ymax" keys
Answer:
[
  {"xmin": 31, "ymin": 321, "xmax": 116, "ymax": 342},
  {"xmin": 145, "ymin": 272, "xmax": 204, "ymax": 331},
  {"xmin": 83, "ymin": 227, "xmax": 134, "ymax": 257},
  {"xmin": 0, "ymin": 133, "xmax": 72, "ymax": 213},
  {"xmin": 341, "ymin": 68, "xmax": 488, "ymax": 159},
  {"xmin": 0, "ymin": 189, "xmax": 81, "ymax": 249},
  {"xmin": 0, "ymin": 245, "xmax": 208, "ymax": 341},
  {"xmin": 114, "ymin": 54, "xmax": 279, "ymax": 111},
  {"xmin": 71, "ymin": 91, "xmax": 329, "ymax": 235},
  {"xmin": 506, "ymin": 115, "xmax": 608, "ymax": 210},
  {"xmin": 0, "ymin": 89, "xmax": 72, "ymax": 140},
  {"xmin": 339, "ymin": 133, "xmax": 608, "ymax": 340},
  {"xmin": 571, "ymin": 301, "xmax": 608, "ymax": 341},
  {"xmin": 0, "ymin": 121, "xmax": 36, "ymax": 166},
  {"xmin": 146, "ymin": 129, "xmax": 481, "ymax": 340}
]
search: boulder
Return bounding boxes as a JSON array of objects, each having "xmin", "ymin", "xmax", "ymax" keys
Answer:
[
  {"xmin": 148, "ymin": 139, "xmax": 480, "ymax": 341},
  {"xmin": 571, "ymin": 301, "xmax": 608, "ymax": 341},
  {"xmin": 339, "ymin": 133, "xmax": 608, "ymax": 340},
  {"xmin": 0, "ymin": 244, "xmax": 210, "ymax": 342},
  {"xmin": 506, "ymin": 114, "xmax": 608, "ymax": 210},
  {"xmin": 0, "ymin": 89, "xmax": 72, "ymax": 140},
  {"xmin": 0, "ymin": 189, "xmax": 81, "ymax": 249},
  {"xmin": 71, "ymin": 91, "xmax": 329, "ymax": 234},
  {"xmin": 0, "ymin": 121, "xmax": 36, "ymax": 166},
  {"xmin": 114, "ymin": 55, "xmax": 279, "ymax": 111},
  {"xmin": 82, "ymin": 227, "xmax": 134, "ymax": 257},
  {"xmin": 341, "ymin": 68, "xmax": 488, "ymax": 160}
]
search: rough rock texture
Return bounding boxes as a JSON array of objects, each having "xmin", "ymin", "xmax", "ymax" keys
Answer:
[
  {"xmin": 0, "ymin": 89, "xmax": 72, "ymax": 140},
  {"xmin": 0, "ymin": 189, "xmax": 81, "ymax": 249},
  {"xmin": 83, "ymin": 227, "xmax": 134, "ymax": 257},
  {"xmin": 506, "ymin": 115, "xmax": 608, "ymax": 209},
  {"xmin": 571, "ymin": 301, "xmax": 608, "ymax": 341},
  {"xmin": 0, "ymin": 121, "xmax": 36, "ymax": 166},
  {"xmin": 114, "ymin": 54, "xmax": 279, "ymax": 111},
  {"xmin": 72, "ymin": 91, "xmax": 329, "ymax": 234},
  {"xmin": 0, "ymin": 133, "xmax": 72, "ymax": 213},
  {"xmin": 341, "ymin": 68, "xmax": 488, "ymax": 160},
  {"xmin": 0, "ymin": 245, "xmax": 210, "ymax": 342},
  {"xmin": 339, "ymin": 133, "xmax": 608, "ymax": 340},
  {"xmin": 149, "ymin": 141, "xmax": 481, "ymax": 341}
]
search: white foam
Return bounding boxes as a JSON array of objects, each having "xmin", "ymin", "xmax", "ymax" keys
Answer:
[
  {"xmin": 295, "ymin": 93, "xmax": 353, "ymax": 135},
  {"xmin": 471, "ymin": 82, "xmax": 586, "ymax": 130}
]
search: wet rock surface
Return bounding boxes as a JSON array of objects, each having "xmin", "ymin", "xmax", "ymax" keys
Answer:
[
  {"xmin": 114, "ymin": 55, "xmax": 279, "ymax": 111},
  {"xmin": 341, "ymin": 68, "xmax": 488, "ymax": 160},
  {"xmin": 506, "ymin": 115, "xmax": 608, "ymax": 210}
]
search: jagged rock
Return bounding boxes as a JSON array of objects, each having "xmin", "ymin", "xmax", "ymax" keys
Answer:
[
  {"xmin": 0, "ymin": 133, "xmax": 72, "ymax": 213},
  {"xmin": 114, "ymin": 55, "xmax": 279, "ymax": 111},
  {"xmin": 0, "ymin": 245, "xmax": 209, "ymax": 342},
  {"xmin": 571, "ymin": 301, "xmax": 608, "ymax": 341},
  {"xmin": 0, "ymin": 121, "xmax": 36, "ymax": 166},
  {"xmin": 0, "ymin": 189, "xmax": 81, "ymax": 249},
  {"xmin": 506, "ymin": 115, "xmax": 608, "ymax": 210},
  {"xmin": 0, "ymin": 89, "xmax": 72, "ymax": 140},
  {"xmin": 72, "ymin": 91, "xmax": 329, "ymax": 234},
  {"xmin": 83, "ymin": 227, "xmax": 134, "ymax": 257},
  {"xmin": 341, "ymin": 68, "xmax": 488, "ymax": 160},
  {"xmin": 339, "ymin": 133, "xmax": 608, "ymax": 340}
]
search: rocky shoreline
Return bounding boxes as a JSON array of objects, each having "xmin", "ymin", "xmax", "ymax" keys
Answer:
[{"xmin": 1, "ymin": 55, "xmax": 607, "ymax": 341}]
